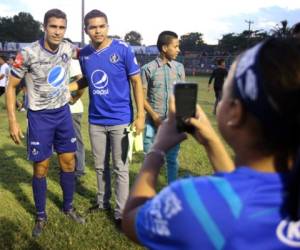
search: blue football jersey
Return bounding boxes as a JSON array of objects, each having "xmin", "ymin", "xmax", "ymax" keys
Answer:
[
  {"xmin": 136, "ymin": 167, "xmax": 300, "ymax": 249},
  {"xmin": 79, "ymin": 39, "xmax": 140, "ymax": 126}
]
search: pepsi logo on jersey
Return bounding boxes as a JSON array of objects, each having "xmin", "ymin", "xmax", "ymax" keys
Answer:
[{"xmin": 47, "ymin": 66, "xmax": 66, "ymax": 88}]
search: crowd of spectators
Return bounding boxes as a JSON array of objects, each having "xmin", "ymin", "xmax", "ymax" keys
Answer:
[{"xmin": 0, "ymin": 41, "xmax": 235, "ymax": 75}]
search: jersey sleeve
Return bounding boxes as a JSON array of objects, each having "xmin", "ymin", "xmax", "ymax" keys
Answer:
[
  {"xmin": 11, "ymin": 49, "xmax": 30, "ymax": 79},
  {"xmin": 141, "ymin": 64, "xmax": 150, "ymax": 88},
  {"xmin": 179, "ymin": 63, "xmax": 186, "ymax": 81},
  {"xmin": 135, "ymin": 183, "xmax": 186, "ymax": 249},
  {"xmin": 135, "ymin": 176, "xmax": 242, "ymax": 249},
  {"xmin": 78, "ymin": 51, "xmax": 87, "ymax": 77},
  {"xmin": 125, "ymin": 45, "xmax": 140, "ymax": 76}
]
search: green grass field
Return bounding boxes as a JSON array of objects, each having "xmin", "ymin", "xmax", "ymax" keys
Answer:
[{"xmin": 0, "ymin": 76, "xmax": 219, "ymax": 250}]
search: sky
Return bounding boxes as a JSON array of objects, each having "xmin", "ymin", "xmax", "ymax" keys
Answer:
[{"xmin": 0, "ymin": 0, "xmax": 300, "ymax": 45}]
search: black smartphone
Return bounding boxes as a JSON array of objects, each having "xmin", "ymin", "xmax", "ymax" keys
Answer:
[{"xmin": 174, "ymin": 83, "xmax": 198, "ymax": 133}]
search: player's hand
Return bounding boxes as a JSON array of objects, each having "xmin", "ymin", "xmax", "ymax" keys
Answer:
[
  {"xmin": 186, "ymin": 105, "xmax": 218, "ymax": 146},
  {"xmin": 69, "ymin": 96, "xmax": 75, "ymax": 105},
  {"xmin": 133, "ymin": 116, "xmax": 145, "ymax": 135},
  {"xmin": 69, "ymin": 96, "xmax": 79, "ymax": 105},
  {"xmin": 152, "ymin": 113, "xmax": 162, "ymax": 128},
  {"xmin": 9, "ymin": 120, "xmax": 24, "ymax": 145}
]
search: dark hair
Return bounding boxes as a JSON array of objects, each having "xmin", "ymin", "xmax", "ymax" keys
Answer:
[
  {"xmin": 292, "ymin": 22, "xmax": 300, "ymax": 37},
  {"xmin": 84, "ymin": 9, "xmax": 108, "ymax": 29},
  {"xmin": 217, "ymin": 58, "xmax": 225, "ymax": 66},
  {"xmin": 44, "ymin": 9, "xmax": 67, "ymax": 26},
  {"xmin": 64, "ymin": 38, "xmax": 73, "ymax": 44},
  {"xmin": 156, "ymin": 31, "xmax": 178, "ymax": 53},
  {"xmin": 233, "ymin": 38, "xmax": 300, "ymax": 220},
  {"xmin": 259, "ymin": 38, "xmax": 300, "ymax": 220}
]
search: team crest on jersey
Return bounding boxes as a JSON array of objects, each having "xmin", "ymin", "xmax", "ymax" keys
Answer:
[
  {"xmin": 61, "ymin": 53, "xmax": 69, "ymax": 63},
  {"xmin": 13, "ymin": 52, "xmax": 24, "ymax": 68},
  {"xmin": 47, "ymin": 66, "xmax": 66, "ymax": 88},
  {"xmin": 110, "ymin": 53, "xmax": 119, "ymax": 63},
  {"xmin": 276, "ymin": 219, "xmax": 300, "ymax": 247}
]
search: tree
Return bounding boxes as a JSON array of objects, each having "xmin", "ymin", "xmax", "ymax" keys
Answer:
[
  {"xmin": 218, "ymin": 30, "xmax": 269, "ymax": 53},
  {"xmin": 0, "ymin": 12, "xmax": 43, "ymax": 42},
  {"xmin": 124, "ymin": 31, "xmax": 142, "ymax": 46},
  {"xmin": 179, "ymin": 32, "xmax": 204, "ymax": 52}
]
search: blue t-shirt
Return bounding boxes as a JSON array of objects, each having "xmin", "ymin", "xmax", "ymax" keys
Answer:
[
  {"xmin": 79, "ymin": 39, "xmax": 140, "ymax": 126},
  {"xmin": 136, "ymin": 167, "xmax": 300, "ymax": 249}
]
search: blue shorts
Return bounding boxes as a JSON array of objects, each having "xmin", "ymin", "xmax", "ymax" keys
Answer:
[{"xmin": 27, "ymin": 104, "xmax": 77, "ymax": 162}]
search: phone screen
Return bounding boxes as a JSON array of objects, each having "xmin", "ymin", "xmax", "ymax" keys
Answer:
[{"xmin": 174, "ymin": 83, "xmax": 198, "ymax": 133}]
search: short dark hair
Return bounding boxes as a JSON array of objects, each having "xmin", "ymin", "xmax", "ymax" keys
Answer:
[
  {"xmin": 217, "ymin": 58, "xmax": 225, "ymax": 65},
  {"xmin": 292, "ymin": 22, "xmax": 300, "ymax": 37},
  {"xmin": 84, "ymin": 9, "xmax": 108, "ymax": 29},
  {"xmin": 44, "ymin": 9, "xmax": 67, "ymax": 26},
  {"xmin": 156, "ymin": 31, "xmax": 178, "ymax": 53}
]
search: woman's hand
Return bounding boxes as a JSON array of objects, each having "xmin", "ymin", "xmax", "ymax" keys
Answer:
[
  {"xmin": 187, "ymin": 105, "xmax": 219, "ymax": 146},
  {"xmin": 151, "ymin": 96, "xmax": 187, "ymax": 153}
]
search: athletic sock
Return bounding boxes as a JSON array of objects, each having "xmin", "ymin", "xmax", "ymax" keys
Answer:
[
  {"xmin": 60, "ymin": 171, "xmax": 75, "ymax": 212},
  {"xmin": 32, "ymin": 176, "xmax": 47, "ymax": 219}
]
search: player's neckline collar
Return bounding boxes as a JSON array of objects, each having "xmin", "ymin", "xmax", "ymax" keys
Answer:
[
  {"xmin": 91, "ymin": 39, "xmax": 113, "ymax": 53},
  {"xmin": 39, "ymin": 38, "xmax": 59, "ymax": 55}
]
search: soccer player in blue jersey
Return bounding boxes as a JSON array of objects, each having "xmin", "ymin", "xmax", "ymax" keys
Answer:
[
  {"xmin": 70, "ymin": 9, "xmax": 144, "ymax": 228},
  {"xmin": 6, "ymin": 9, "xmax": 85, "ymax": 238},
  {"xmin": 122, "ymin": 38, "xmax": 300, "ymax": 249}
]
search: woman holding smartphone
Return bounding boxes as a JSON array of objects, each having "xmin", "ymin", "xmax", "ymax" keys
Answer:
[{"xmin": 122, "ymin": 38, "xmax": 300, "ymax": 249}]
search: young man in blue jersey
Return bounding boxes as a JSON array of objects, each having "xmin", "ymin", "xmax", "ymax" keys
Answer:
[
  {"xmin": 142, "ymin": 31, "xmax": 185, "ymax": 183},
  {"xmin": 122, "ymin": 38, "xmax": 300, "ymax": 249},
  {"xmin": 70, "ymin": 9, "xmax": 144, "ymax": 228},
  {"xmin": 6, "ymin": 9, "xmax": 85, "ymax": 238}
]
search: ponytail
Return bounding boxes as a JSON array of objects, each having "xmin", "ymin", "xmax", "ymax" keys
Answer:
[{"xmin": 287, "ymin": 113, "xmax": 300, "ymax": 221}]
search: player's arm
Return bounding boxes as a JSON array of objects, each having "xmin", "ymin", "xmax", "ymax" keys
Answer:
[
  {"xmin": 6, "ymin": 74, "xmax": 24, "ymax": 144},
  {"xmin": 69, "ymin": 74, "xmax": 85, "ymax": 105},
  {"xmin": 141, "ymin": 67, "xmax": 162, "ymax": 127},
  {"xmin": 130, "ymin": 74, "xmax": 145, "ymax": 134},
  {"xmin": 69, "ymin": 76, "xmax": 88, "ymax": 92},
  {"xmin": 143, "ymin": 87, "xmax": 162, "ymax": 128},
  {"xmin": 208, "ymin": 70, "xmax": 215, "ymax": 91}
]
